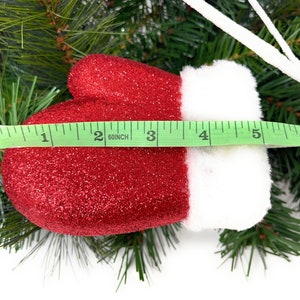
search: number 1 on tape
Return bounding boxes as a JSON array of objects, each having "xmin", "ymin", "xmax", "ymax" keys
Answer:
[{"xmin": 0, "ymin": 120, "xmax": 299, "ymax": 149}]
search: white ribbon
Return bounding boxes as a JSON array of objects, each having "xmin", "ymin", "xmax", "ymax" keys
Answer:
[{"xmin": 182, "ymin": 0, "xmax": 300, "ymax": 83}]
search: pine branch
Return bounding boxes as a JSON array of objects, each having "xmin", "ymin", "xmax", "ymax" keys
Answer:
[
  {"xmin": 218, "ymin": 186, "xmax": 300, "ymax": 275},
  {"xmin": 15, "ymin": 232, "xmax": 93, "ymax": 277},
  {"xmin": 0, "ymin": 0, "xmax": 122, "ymax": 88},
  {"xmin": 0, "ymin": 73, "xmax": 58, "ymax": 251},
  {"xmin": 0, "ymin": 179, "xmax": 41, "ymax": 251},
  {"xmin": 0, "ymin": 75, "xmax": 59, "ymax": 126},
  {"xmin": 84, "ymin": 223, "xmax": 181, "ymax": 288},
  {"xmin": 108, "ymin": 0, "xmax": 216, "ymax": 72}
]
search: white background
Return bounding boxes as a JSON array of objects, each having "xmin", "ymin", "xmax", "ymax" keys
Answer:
[{"xmin": 1, "ymin": 226, "xmax": 300, "ymax": 299}]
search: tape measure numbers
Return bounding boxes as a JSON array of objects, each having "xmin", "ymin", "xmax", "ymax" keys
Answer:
[{"xmin": 0, "ymin": 120, "xmax": 299, "ymax": 149}]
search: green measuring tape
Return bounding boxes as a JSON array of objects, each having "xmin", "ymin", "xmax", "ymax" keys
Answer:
[{"xmin": 0, "ymin": 120, "xmax": 299, "ymax": 149}]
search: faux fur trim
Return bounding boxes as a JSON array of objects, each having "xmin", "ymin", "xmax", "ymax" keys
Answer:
[{"xmin": 180, "ymin": 60, "xmax": 272, "ymax": 231}]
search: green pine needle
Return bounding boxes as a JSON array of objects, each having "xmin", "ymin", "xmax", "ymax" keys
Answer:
[
  {"xmin": 0, "ymin": 73, "xmax": 59, "ymax": 251},
  {"xmin": 0, "ymin": 76, "xmax": 60, "ymax": 126},
  {"xmin": 0, "ymin": 180, "xmax": 41, "ymax": 251},
  {"xmin": 0, "ymin": 0, "xmax": 123, "ymax": 88},
  {"xmin": 15, "ymin": 232, "xmax": 93, "ymax": 278},
  {"xmin": 84, "ymin": 223, "xmax": 181, "ymax": 288},
  {"xmin": 218, "ymin": 186, "xmax": 300, "ymax": 276}
]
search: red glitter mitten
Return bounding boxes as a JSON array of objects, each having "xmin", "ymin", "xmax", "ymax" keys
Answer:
[{"xmin": 2, "ymin": 54, "xmax": 272, "ymax": 236}]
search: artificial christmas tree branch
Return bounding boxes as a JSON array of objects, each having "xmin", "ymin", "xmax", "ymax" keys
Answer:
[
  {"xmin": 219, "ymin": 188, "xmax": 300, "ymax": 276},
  {"xmin": 0, "ymin": 0, "xmax": 121, "ymax": 88},
  {"xmin": 0, "ymin": 75, "xmax": 58, "ymax": 251}
]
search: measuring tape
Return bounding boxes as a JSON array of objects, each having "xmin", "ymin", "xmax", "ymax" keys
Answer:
[{"xmin": 0, "ymin": 120, "xmax": 299, "ymax": 149}]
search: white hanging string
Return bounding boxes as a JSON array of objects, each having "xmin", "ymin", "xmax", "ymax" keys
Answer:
[
  {"xmin": 182, "ymin": 0, "xmax": 300, "ymax": 83},
  {"xmin": 248, "ymin": 0, "xmax": 298, "ymax": 63}
]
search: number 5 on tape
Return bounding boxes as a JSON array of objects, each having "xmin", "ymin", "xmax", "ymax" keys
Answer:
[{"xmin": 0, "ymin": 120, "xmax": 299, "ymax": 149}]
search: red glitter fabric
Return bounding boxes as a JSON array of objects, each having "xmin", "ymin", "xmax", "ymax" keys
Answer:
[{"xmin": 2, "ymin": 54, "xmax": 190, "ymax": 236}]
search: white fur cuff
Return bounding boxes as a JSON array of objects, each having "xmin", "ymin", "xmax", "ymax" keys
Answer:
[{"xmin": 180, "ymin": 61, "xmax": 272, "ymax": 231}]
